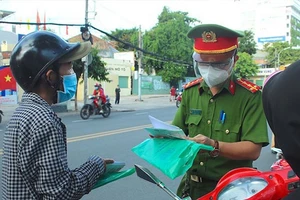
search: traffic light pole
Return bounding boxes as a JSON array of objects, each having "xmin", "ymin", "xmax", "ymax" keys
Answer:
[{"xmin": 83, "ymin": 0, "xmax": 89, "ymax": 104}]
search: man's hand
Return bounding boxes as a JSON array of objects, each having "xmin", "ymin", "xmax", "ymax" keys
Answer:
[{"xmin": 187, "ymin": 134, "xmax": 214, "ymax": 146}]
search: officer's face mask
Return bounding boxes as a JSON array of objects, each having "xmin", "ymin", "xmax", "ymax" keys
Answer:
[
  {"xmin": 57, "ymin": 73, "xmax": 77, "ymax": 103},
  {"xmin": 193, "ymin": 52, "xmax": 235, "ymax": 88}
]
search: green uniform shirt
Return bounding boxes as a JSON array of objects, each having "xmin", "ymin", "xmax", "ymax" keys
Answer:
[{"xmin": 172, "ymin": 76, "xmax": 269, "ymax": 182}]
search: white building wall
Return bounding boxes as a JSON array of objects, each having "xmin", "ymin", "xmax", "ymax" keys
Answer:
[{"xmin": 234, "ymin": 0, "xmax": 300, "ymax": 49}]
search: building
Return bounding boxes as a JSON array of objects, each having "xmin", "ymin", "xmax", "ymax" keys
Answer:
[
  {"xmin": 234, "ymin": 0, "xmax": 300, "ymax": 49},
  {"xmin": 68, "ymin": 34, "xmax": 134, "ymax": 100}
]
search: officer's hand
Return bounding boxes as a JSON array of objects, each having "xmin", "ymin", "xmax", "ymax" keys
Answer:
[{"xmin": 188, "ymin": 134, "xmax": 214, "ymax": 146}]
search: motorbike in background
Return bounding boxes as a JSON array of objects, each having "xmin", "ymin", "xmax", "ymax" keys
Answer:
[
  {"xmin": 0, "ymin": 110, "xmax": 3, "ymax": 123},
  {"xmin": 175, "ymin": 92, "xmax": 182, "ymax": 108},
  {"xmin": 80, "ymin": 95, "xmax": 112, "ymax": 120},
  {"xmin": 135, "ymin": 147, "xmax": 300, "ymax": 200}
]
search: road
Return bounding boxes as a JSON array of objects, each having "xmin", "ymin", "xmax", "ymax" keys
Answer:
[{"xmin": 0, "ymin": 106, "xmax": 276, "ymax": 200}]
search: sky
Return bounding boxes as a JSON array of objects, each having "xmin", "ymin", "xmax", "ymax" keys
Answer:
[{"xmin": 0, "ymin": 0, "xmax": 252, "ymax": 38}]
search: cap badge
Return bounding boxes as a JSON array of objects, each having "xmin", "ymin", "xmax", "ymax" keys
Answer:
[{"xmin": 202, "ymin": 31, "xmax": 217, "ymax": 43}]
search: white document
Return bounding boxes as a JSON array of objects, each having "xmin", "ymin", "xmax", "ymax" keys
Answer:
[{"xmin": 146, "ymin": 115, "xmax": 186, "ymax": 139}]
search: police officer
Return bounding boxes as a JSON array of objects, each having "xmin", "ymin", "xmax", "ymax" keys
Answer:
[
  {"xmin": 262, "ymin": 60, "xmax": 300, "ymax": 199},
  {"xmin": 172, "ymin": 24, "xmax": 269, "ymax": 199},
  {"xmin": 2, "ymin": 31, "xmax": 114, "ymax": 199}
]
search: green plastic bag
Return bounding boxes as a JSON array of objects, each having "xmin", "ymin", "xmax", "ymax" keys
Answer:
[
  {"xmin": 132, "ymin": 138, "xmax": 213, "ymax": 179},
  {"xmin": 92, "ymin": 168, "xmax": 136, "ymax": 190}
]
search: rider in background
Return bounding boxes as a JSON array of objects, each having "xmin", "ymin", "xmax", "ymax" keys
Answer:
[
  {"xmin": 93, "ymin": 83, "xmax": 106, "ymax": 113},
  {"xmin": 262, "ymin": 61, "xmax": 300, "ymax": 199}
]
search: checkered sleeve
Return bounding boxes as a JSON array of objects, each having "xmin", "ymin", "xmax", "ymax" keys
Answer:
[{"xmin": 18, "ymin": 121, "xmax": 105, "ymax": 199}]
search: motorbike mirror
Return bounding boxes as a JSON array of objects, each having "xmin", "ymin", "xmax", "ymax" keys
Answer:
[
  {"xmin": 134, "ymin": 164, "xmax": 161, "ymax": 185},
  {"xmin": 134, "ymin": 164, "xmax": 191, "ymax": 200},
  {"xmin": 271, "ymin": 147, "xmax": 282, "ymax": 155}
]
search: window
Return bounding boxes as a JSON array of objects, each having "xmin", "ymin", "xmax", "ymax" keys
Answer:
[
  {"xmin": 287, "ymin": 15, "xmax": 289, "ymax": 19},
  {"xmin": 287, "ymin": 23, "xmax": 289, "ymax": 28},
  {"xmin": 287, "ymin": 32, "xmax": 290, "ymax": 36},
  {"xmin": 118, "ymin": 76, "xmax": 128, "ymax": 88}
]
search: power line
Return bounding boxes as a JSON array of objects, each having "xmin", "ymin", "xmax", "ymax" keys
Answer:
[{"xmin": 0, "ymin": 20, "xmax": 193, "ymax": 66}]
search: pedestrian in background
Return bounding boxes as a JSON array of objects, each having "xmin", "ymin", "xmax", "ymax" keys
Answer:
[
  {"xmin": 115, "ymin": 85, "xmax": 121, "ymax": 104},
  {"xmin": 170, "ymin": 86, "xmax": 176, "ymax": 102}
]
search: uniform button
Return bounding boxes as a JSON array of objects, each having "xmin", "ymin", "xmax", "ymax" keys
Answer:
[
  {"xmin": 207, "ymin": 120, "xmax": 211, "ymax": 124},
  {"xmin": 200, "ymin": 162, "xmax": 204, "ymax": 166},
  {"xmin": 210, "ymin": 99, "xmax": 214, "ymax": 103},
  {"xmin": 225, "ymin": 129, "xmax": 230, "ymax": 134}
]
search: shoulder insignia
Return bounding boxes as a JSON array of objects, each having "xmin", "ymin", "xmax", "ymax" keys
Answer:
[
  {"xmin": 236, "ymin": 78, "xmax": 261, "ymax": 93},
  {"xmin": 183, "ymin": 78, "xmax": 203, "ymax": 90}
]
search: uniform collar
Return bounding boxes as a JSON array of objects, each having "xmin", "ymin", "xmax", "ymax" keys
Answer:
[{"xmin": 199, "ymin": 74, "xmax": 236, "ymax": 95}]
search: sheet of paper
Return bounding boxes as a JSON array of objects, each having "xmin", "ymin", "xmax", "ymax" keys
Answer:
[
  {"xmin": 148, "ymin": 115, "xmax": 180, "ymax": 130},
  {"xmin": 146, "ymin": 115, "xmax": 186, "ymax": 139}
]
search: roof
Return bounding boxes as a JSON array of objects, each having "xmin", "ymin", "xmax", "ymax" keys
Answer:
[{"xmin": 67, "ymin": 35, "xmax": 119, "ymax": 58}]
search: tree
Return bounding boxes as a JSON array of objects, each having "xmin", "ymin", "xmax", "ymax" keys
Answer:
[
  {"xmin": 109, "ymin": 28, "xmax": 139, "ymax": 51},
  {"xmin": 234, "ymin": 52, "xmax": 259, "ymax": 78},
  {"xmin": 262, "ymin": 42, "xmax": 300, "ymax": 68},
  {"xmin": 72, "ymin": 47, "xmax": 109, "ymax": 110},
  {"xmin": 238, "ymin": 30, "xmax": 257, "ymax": 55},
  {"xmin": 142, "ymin": 7, "xmax": 199, "ymax": 84}
]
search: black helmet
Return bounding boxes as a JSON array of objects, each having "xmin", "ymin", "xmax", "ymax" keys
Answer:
[{"xmin": 10, "ymin": 31, "xmax": 91, "ymax": 91}]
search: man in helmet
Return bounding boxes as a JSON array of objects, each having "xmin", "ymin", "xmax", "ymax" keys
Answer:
[
  {"xmin": 2, "ymin": 31, "xmax": 114, "ymax": 199},
  {"xmin": 262, "ymin": 61, "xmax": 300, "ymax": 199},
  {"xmin": 93, "ymin": 83, "xmax": 107, "ymax": 113},
  {"xmin": 171, "ymin": 24, "xmax": 269, "ymax": 199}
]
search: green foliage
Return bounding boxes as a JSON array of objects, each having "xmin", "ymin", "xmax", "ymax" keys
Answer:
[
  {"xmin": 290, "ymin": 18, "xmax": 300, "ymax": 46},
  {"xmin": 262, "ymin": 42, "xmax": 300, "ymax": 68},
  {"xmin": 142, "ymin": 6, "xmax": 199, "ymax": 83},
  {"xmin": 73, "ymin": 47, "xmax": 110, "ymax": 83},
  {"xmin": 234, "ymin": 52, "xmax": 259, "ymax": 78},
  {"xmin": 157, "ymin": 62, "xmax": 187, "ymax": 83},
  {"xmin": 109, "ymin": 28, "xmax": 139, "ymax": 51},
  {"xmin": 238, "ymin": 30, "xmax": 257, "ymax": 55}
]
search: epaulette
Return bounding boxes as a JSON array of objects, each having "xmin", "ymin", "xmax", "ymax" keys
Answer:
[
  {"xmin": 183, "ymin": 78, "xmax": 203, "ymax": 90},
  {"xmin": 236, "ymin": 78, "xmax": 261, "ymax": 93}
]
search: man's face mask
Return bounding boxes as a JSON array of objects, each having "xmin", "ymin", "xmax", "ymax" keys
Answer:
[
  {"xmin": 57, "ymin": 73, "xmax": 77, "ymax": 103},
  {"xmin": 193, "ymin": 52, "xmax": 235, "ymax": 88}
]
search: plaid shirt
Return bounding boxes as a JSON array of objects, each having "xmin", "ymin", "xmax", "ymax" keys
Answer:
[{"xmin": 2, "ymin": 93, "xmax": 105, "ymax": 200}]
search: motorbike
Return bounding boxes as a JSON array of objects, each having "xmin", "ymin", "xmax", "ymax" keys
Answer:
[
  {"xmin": 80, "ymin": 95, "xmax": 112, "ymax": 120},
  {"xmin": 0, "ymin": 110, "xmax": 3, "ymax": 123},
  {"xmin": 135, "ymin": 147, "xmax": 300, "ymax": 200},
  {"xmin": 175, "ymin": 92, "xmax": 182, "ymax": 108}
]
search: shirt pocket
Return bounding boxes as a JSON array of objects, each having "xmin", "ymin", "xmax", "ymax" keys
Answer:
[
  {"xmin": 214, "ymin": 122, "xmax": 241, "ymax": 142},
  {"xmin": 185, "ymin": 115, "xmax": 202, "ymax": 137}
]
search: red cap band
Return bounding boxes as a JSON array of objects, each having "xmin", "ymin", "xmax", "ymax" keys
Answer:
[{"xmin": 194, "ymin": 37, "xmax": 238, "ymax": 54}]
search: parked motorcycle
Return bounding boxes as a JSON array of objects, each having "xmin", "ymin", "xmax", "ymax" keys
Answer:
[
  {"xmin": 135, "ymin": 147, "xmax": 300, "ymax": 200},
  {"xmin": 80, "ymin": 95, "xmax": 112, "ymax": 120},
  {"xmin": 0, "ymin": 110, "xmax": 3, "ymax": 123}
]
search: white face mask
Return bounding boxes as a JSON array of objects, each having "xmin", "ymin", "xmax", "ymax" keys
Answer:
[{"xmin": 197, "ymin": 57, "xmax": 234, "ymax": 88}]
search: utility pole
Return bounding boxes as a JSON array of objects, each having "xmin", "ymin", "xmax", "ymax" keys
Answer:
[
  {"xmin": 138, "ymin": 25, "xmax": 143, "ymax": 101},
  {"xmin": 83, "ymin": 0, "xmax": 89, "ymax": 104}
]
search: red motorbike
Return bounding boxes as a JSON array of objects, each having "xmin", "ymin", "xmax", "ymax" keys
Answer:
[
  {"xmin": 135, "ymin": 148, "xmax": 300, "ymax": 200},
  {"xmin": 80, "ymin": 95, "xmax": 112, "ymax": 119}
]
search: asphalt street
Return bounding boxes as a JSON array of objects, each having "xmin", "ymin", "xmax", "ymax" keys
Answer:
[{"xmin": 0, "ymin": 94, "xmax": 278, "ymax": 200}]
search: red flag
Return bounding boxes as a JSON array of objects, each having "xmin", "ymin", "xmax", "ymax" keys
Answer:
[
  {"xmin": 43, "ymin": 12, "xmax": 46, "ymax": 30},
  {"xmin": 66, "ymin": 25, "xmax": 69, "ymax": 35},
  {"xmin": 36, "ymin": 10, "xmax": 41, "ymax": 31},
  {"xmin": 0, "ymin": 66, "xmax": 17, "ymax": 91}
]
